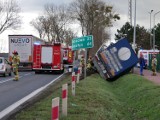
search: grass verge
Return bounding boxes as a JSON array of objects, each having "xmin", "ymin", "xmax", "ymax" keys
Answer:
[{"xmin": 10, "ymin": 73, "xmax": 160, "ymax": 120}]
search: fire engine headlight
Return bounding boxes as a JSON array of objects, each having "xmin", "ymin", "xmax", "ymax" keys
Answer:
[{"xmin": 53, "ymin": 66, "xmax": 58, "ymax": 68}]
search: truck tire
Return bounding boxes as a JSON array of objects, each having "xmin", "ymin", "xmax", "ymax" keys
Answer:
[
  {"xmin": 60, "ymin": 66, "xmax": 64, "ymax": 73},
  {"xmin": 61, "ymin": 68, "xmax": 64, "ymax": 73},
  {"xmin": 9, "ymin": 71, "xmax": 12, "ymax": 76},
  {"xmin": 3, "ymin": 70, "xmax": 6, "ymax": 77},
  {"xmin": 35, "ymin": 70, "xmax": 41, "ymax": 74}
]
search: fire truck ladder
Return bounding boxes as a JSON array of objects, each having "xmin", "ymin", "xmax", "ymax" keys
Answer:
[{"xmin": 35, "ymin": 46, "xmax": 41, "ymax": 67}]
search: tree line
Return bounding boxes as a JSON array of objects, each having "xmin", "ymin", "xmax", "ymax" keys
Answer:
[
  {"xmin": 115, "ymin": 22, "xmax": 160, "ymax": 51},
  {"xmin": 1, "ymin": 0, "xmax": 160, "ymax": 55},
  {"xmin": 0, "ymin": 0, "xmax": 120, "ymax": 56}
]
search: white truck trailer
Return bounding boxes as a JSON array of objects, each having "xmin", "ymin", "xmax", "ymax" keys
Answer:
[{"xmin": 9, "ymin": 35, "xmax": 46, "ymax": 70}]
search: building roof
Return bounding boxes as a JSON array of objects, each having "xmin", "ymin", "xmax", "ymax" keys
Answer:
[{"xmin": 0, "ymin": 53, "xmax": 9, "ymax": 59}]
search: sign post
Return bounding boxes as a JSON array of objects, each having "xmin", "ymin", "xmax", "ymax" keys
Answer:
[
  {"xmin": 72, "ymin": 35, "xmax": 94, "ymax": 78},
  {"xmin": 84, "ymin": 49, "xmax": 87, "ymax": 78}
]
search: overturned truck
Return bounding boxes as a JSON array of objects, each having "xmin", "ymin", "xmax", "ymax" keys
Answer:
[{"xmin": 93, "ymin": 38, "xmax": 138, "ymax": 80}]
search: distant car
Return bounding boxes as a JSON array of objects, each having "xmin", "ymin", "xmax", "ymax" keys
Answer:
[{"xmin": 0, "ymin": 57, "xmax": 12, "ymax": 77}]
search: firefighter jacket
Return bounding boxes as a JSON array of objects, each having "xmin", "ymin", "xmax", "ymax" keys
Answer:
[
  {"xmin": 12, "ymin": 55, "xmax": 20, "ymax": 67},
  {"xmin": 151, "ymin": 58, "xmax": 157, "ymax": 69},
  {"xmin": 80, "ymin": 58, "xmax": 85, "ymax": 67},
  {"xmin": 87, "ymin": 58, "xmax": 92, "ymax": 69}
]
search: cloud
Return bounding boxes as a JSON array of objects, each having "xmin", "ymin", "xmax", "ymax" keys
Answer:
[
  {"xmin": 1, "ymin": 0, "xmax": 160, "ymax": 52},
  {"xmin": 18, "ymin": 0, "xmax": 73, "ymax": 12}
]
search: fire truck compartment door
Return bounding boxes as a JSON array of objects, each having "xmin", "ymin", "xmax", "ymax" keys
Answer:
[{"xmin": 41, "ymin": 46, "xmax": 53, "ymax": 64}]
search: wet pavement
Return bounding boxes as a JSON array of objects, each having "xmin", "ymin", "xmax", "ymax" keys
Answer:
[{"xmin": 133, "ymin": 67, "xmax": 160, "ymax": 85}]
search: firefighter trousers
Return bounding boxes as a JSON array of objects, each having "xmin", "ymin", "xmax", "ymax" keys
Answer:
[{"xmin": 12, "ymin": 65, "xmax": 19, "ymax": 81}]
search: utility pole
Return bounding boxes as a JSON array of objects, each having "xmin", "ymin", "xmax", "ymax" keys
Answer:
[
  {"xmin": 153, "ymin": 11, "xmax": 160, "ymax": 51},
  {"xmin": 128, "ymin": 0, "xmax": 132, "ymax": 25},
  {"xmin": 149, "ymin": 10, "xmax": 153, "ymax": 49},
  {"xmin": 133, "ymin": 0, "xmax": 136, "ymax": 51},
  {"xmin": 131, "ymin": 0, "xmax": 136, "ymax": 73}
]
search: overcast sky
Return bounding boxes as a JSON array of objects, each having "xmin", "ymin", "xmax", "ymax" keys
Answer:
[{"xmin": 1, "ymin": 0, "xmax": 160, "ymax": 52}]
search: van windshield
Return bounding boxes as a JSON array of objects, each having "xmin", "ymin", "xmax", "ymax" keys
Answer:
[{"xmin": 0, "ymin": 58, "xmax": 2, "ymax": 63}]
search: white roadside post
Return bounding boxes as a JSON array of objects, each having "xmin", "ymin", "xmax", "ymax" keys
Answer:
[
  {"xmin": 79, "ymin": 66, "xmax": 82, "ymax": 75},
  {"xmin": 72, "ymin": 72, "xmax": 76, "ymax": 96},
  {"xmin": 52, "ymin": 97, "xmax": 59, "ymax": 120},
  {"xmin": 77, "ymin": 68, "xmax": 80, "ymax": 83},
  {"xmin": 62, "ymin": 84, "xmax": 68, "ymax": 116}
]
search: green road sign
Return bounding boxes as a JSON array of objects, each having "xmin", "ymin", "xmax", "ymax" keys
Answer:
[{"xmin": 72, "ymin": 35, "xmax": 94, "ymax": 50}]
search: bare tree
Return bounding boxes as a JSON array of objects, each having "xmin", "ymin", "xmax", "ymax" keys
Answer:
[
  {"xmin": 62, "ymin": 28, "xmax": 77, "ymax": 46},
  {"xmin": 30, "ymin": 16, "xmax": 45, "ymax": 39},
  {"xmin": 41, "ymin": 16, "xmax": 52, "ymax": 42},
  {"xmin": 44, "ymin": 4, "xmax": 71, "ymax": 43},
  {"xmin": 69, "ymin": 0, "xmax": 120, "ymax": 55},
  {"xmin": 30, "ymin": 4, "xmax": 76, "ymax": 44},
  {"xmin": 0, "ymin": 0, "xmax": 21, "ymax": 34}
]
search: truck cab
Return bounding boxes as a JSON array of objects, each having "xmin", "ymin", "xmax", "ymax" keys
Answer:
[{"xmin": 62, "ymin": 46, "xmax": 74, "ymax": 64}]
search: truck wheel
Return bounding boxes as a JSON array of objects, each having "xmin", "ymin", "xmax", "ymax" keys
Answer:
[
  {"xmin": 61, "ymin": 68, "xmax": 64, "ymax": 73},
  {"xmin": 35, "ymin": 71, "xmax": 40, "ymax": 74},
  {"xmin": 9, "ymin": 72, "xmax": 12, "ymax": 76},
  {"xmin": 3, "ymin": 71, "xmax": 6, "ymax": 77}
]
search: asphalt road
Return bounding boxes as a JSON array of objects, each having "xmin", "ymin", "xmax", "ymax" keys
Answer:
[{"xmin": 0, "ymin": 71, "xmax": 64, "ymax": 119}]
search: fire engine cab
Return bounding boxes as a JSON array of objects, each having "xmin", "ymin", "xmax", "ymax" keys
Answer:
[
  {"xmin": 62, "ymin": 46, "xmax": 74, "ymax": 64},
  {"xmin": 33, "ymin": 42, "xmax": 64, "ymax": 74}
]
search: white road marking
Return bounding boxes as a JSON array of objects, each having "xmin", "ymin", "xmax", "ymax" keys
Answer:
[
  {"xmin": 0, "ymin": 73, "xmax": 32, "ymax": 84},
  {"xmin": 0, "ymin": 73, "xmax": 64, "ymax": 119},
  {"xmin": 0, "ymin": 78, "xmax": 13, "ymax": 83},
  {"xmin": 0, "ymin": 76, "xmax": 22, "ymax": 84},
  {"xmin": 24, "ymin": 73, "xmax": 32, "ymax": 76}
]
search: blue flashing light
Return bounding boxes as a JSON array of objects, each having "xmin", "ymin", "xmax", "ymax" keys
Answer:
[{"xmin": 34, "ymin": 41, "xmax": 41, "ymax": 45}]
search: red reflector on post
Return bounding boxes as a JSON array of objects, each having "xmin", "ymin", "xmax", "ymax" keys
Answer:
[
  {"xmin": 52, "ymin": 106, "xmax": 59, "ymax": 119},
  {"xmin": 72, "ymin": 76, "xmax": 75, "ymax": 81},
  {"xmin": 62, "ymin": 90, "xmax": 67, "ymax": 99},
  {"xmin": 52, "ymin": 97, "xmax": 59, "ymax": 120}
]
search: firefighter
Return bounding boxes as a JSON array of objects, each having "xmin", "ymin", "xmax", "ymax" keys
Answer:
[
  {"xmin": 12, "ymin": 50, "xmax": 20, "ymax": 81},
  {"xmin": 151, "ymin": 55, "xmax": 157, "ymax": 76},
  {"xmin": 80, "ymin": 55, "xmax": 85, "ymax": 67},
  {"xmin": 87, "ymin": 56, "xmax": 92, "ymax": 70},
  {"xmin": 80, "ymin": 55, "xmax": 85, "ymax": 73}
]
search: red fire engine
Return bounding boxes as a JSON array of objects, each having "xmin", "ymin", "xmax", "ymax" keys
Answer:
[
  {"xmin": 33, "ymin": 42, "xmax": 64, "ymax": 74},
  {"xmin": 63, "ymin": 46, "xmax": 74, "ymax": 64}
]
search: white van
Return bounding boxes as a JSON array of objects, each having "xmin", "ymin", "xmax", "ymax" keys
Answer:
[
  {"xmin": 137, "ymin": 49, "xmax": 160, "ymax": 68},
  {"xmin": 0, "ymin": 57, "xmax": 12, "ymax": 76}
]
